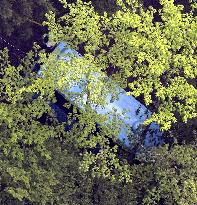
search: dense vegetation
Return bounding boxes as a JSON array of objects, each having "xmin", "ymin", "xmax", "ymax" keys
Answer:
[{"xmin": 0, "ymin": 0, "xmax": 196, "ymax": 204}]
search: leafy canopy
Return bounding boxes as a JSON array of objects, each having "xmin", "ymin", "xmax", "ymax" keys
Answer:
[{"xmin": 44, "ymin": 0, "xmax": 197, "ymax": 131}]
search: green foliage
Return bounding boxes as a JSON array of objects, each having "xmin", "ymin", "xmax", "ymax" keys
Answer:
[
  {"xmin": 45, "ymin": 0, "xmax": 197, "ymax": 132},
  {"xmin": 37, "ymin": 40, "xmax": 134, "ymax": 183},
  {"xmin": 135, "ymin": 144, "xmax": 197, "ymax": 205},
  {"xmin": 0, "ymin": 47, "xmax": 65, "ymax": 203},
  {"xmin": 0, "ymin": 0, "xmax": 54, "ymax": 39},
  {"xmin": 41, "ymin": 2, "xmax": 197, "ymax": 203},
  {"xmin": 1, "ymin": 0, "xmax": 196, "ymax": 204},
  {"xmin": 0, "ymin": 0, "xmax": 55, "ymax": 65},
  {"xmin": 91, "ymin": 0, "xmax": 120, "ymax": 15},
  {"xmin": 0, "ymin": 45, "xmax": 132, "ymax": 203}
]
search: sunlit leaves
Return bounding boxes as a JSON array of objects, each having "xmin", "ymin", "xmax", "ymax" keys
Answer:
[
  {"xmin": 0, "ymin": 47, "xmax": 63, "ymax": 203},
  {"xmin": 41, "ymin": 0, "xmax": 197, "ymax": 183}
]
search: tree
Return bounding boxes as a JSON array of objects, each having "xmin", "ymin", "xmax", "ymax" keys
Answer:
[
  {"xmin": 37, "ymin": 40, "xmax": 134, "ymax": 183},
  {"xmin": 0, "ymin": 47, "xmax": 66, "ymax": 203},
  {"xmin": 0, "ymin": 0, "xmax": 55, "ymax": 65},
  {"xmin": 1, "ymin": 0, "xmax": 196, "ymax": 203},
  {"xmin": 44, "ymin": 0, "xmax": 196, "ymax": 133},
  {"xmin": 90, "ymin": 0, "xmax": 120, "ymax": 15},
  {"xmin": 0, "ymin": 42, "xmax": 136, "ymax": 204},
  {"xmin": 132, "ymin": 144, "xmax": 197, "ymax": 205},
  {"xmin": 0, "ymin": 47, "xmax": 137, "ymax": 204},
  {"xmin": 0, "ymin": 0, "xmax": 55, "ymax": 38},
  {"xmin": 40, "ymin": 1, "xmax": 197, "ymax": 203}
]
